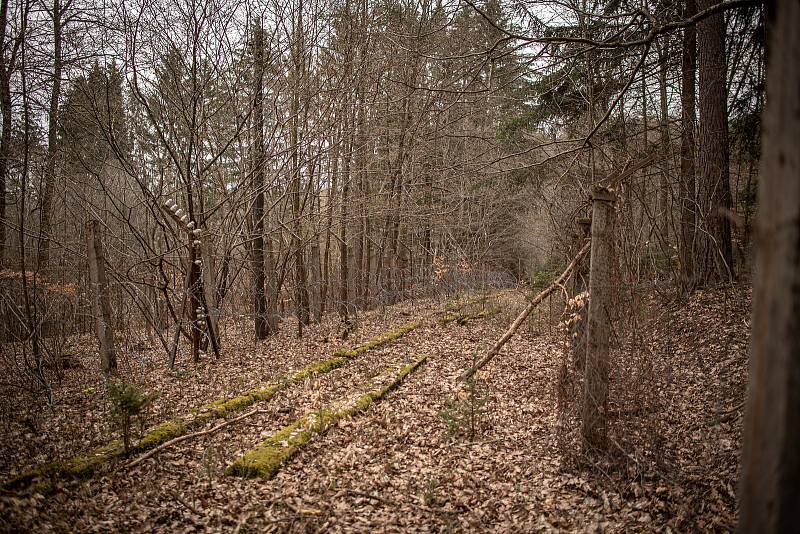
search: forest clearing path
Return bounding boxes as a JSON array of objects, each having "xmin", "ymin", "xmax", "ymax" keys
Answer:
[
  {"xmin": 1, "ymin": 288, "xmax": 748, "ymax": 532},
  {"xmin": 0, "ymin": 291, "xmax": 500, "ymax": 490}
]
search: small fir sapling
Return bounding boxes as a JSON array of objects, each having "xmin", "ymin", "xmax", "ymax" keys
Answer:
[
  {"xmin": 108, "ymin": 381, "xmax": 156, "ymax": 454},
  {"xmin": 438, "ymin": 352, "xmax": 490, "ymax": 441}
]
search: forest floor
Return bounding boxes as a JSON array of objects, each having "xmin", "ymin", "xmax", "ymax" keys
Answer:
[{"xmin": 0, "ymin": 284, "xmax": 750, "ymax": 533}]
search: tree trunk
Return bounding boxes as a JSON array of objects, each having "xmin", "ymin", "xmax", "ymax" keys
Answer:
[
  {"xmin": 87, "ymin": 220, "xmax": 116, "ymax": 374},
  {"xmin": 738, "ymin": 0, "xmax": 800, "ymax": 529},
  {"xmin": 321, "ymin": 130, "xmax": 339, "ymax": 317},
  {"xmin": 0, "ymin": 0, "xmax": 12, "ymax": 267},
  {"xmin": 38, "ymin": 0, "xmax": 63, "ymax": 270},
  {"xmin": 198, "ymin": 238, "xmax": 220, "ymax": 356},
  {"xmin": 264, "ymin": 232, "xmax": 280, "ymax": 333},
  {"xmin": 290, "ymin": 10, "xmax": 309, "ymax": 334},
  {"xmin": 696, "ymin": 0, "xmax": 733, "ymax": 284},
  {"xmin": 657, "ymin": 35, "xmax": 671, "ymax": 241},
  {"xmin": 339, "ymin": 134, "xmax": 351, "ymax": 330},
  {"xmin": 582, "ymin": 187, "xmax": 616, "ymax": 452},
  {"xmin": 309, "ymin": 179, "xmax": 323, "ymax": 323},
  {"xmin": 679, "ymin": 0, "xmax": 697, "ymax": 294},
  {"xmin": 361, "ymin": 175, "xmax": 372, "ymax": 307},
  {"xmin": 251, "ymin": 20, "xmax": 270, "ymax": 340},
  {"xmin": 0, "ymin": 71, "xmax": 9, "ymax": 267},
  {"xmin": 352, "ymin": 100, "xmax": 366, "ymax": 309}
]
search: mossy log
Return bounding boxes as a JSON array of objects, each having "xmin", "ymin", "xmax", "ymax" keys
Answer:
[
  {"xmin": 227, "ymin": 354, "xmax": 427, "ymax": 480},
  {"xmin": 0, "ymin": 440, "xmax": 125, "ymax": 491},
  {"xmin": 330, "ymin": 321, "xmax": 420, "ymax": 359},
  {"xmin": 1, "ymin": 321, "xmax": 421, "ymax": 491}
]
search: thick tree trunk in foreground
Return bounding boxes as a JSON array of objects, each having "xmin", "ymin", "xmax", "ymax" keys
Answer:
[
  {"xmin": 738, "ymin": 0, "xmax": 800, "ymax": 530},
  {"xmin": 582, "ymin": 187, "xmax": 616, "ymax": 452}
]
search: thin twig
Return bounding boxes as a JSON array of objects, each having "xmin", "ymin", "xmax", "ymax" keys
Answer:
[{"xmin": 171, "ymin": 490, "xmax": 200, "ymax": 515}]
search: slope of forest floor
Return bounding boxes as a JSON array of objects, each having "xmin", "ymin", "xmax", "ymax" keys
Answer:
[{"xmin": 0, "ymin": 285, "xmax": 749, "ymax": 532}]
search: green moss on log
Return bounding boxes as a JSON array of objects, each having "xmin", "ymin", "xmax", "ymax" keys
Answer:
[
  {"xmin": 332, "ymin": 321, "xmax": 420, "ymax": 359},
  {"xmin": 1, "ymin": 440, "xmax": 125, "ymax": 490},
  {"xmin": 1, "ymin": 464, "xmax": 58, "ymax": 491},
  {"xmin": 227, "ymin": 354, "xmax": 427, "ymax": 480},
  {"xmin": 134, "ymin": 421, "xmax": 184, "ymax": 452},
  {"xmin": 226, "ymin": 409, "xmax": 337, "ymax": 479},
  {"xmin": 291, "ymin": 356, "xmax": 348, "ymax": 383},
  {"xmin": 62, "ymin": 440, "xmax": 123, "ymax": 476},
  {"xmin": 194, "ymin": 384, "xmax": 283, "ymax": 424}
]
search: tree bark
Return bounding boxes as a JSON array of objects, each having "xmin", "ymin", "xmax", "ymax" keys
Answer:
[
  {"xmin": 0, "ymin": 0, "xmax": 15, "ymax": 267},
  {"xmin": 38, "ymin": 0, "xmax": 64, "ymax": 270},
  {"xmin": 321, "ymin": 129, "xmax": 339, "ymax": 317},
  {"xmin": 738, "ymin": 0, "xmax": 800, "ymax": 529},
  {"xmin": 309, "ymin": 168, "xmax": 323, "ymax": 323},
  {"xmin": 198, "ymin": 238, "xmax": 220, "ymax": 356},
  {"xmin": 657, "ymin": 34, "xmax": 671, "ymax": 241},
  {"xmin": 582, "ymin": 187, "xmax": 616, "ymax": 452},
  {"xmin": 696, "ymin": 0, "xmax": 733, "ymax": 284},
  {"xmin": 339, "ymin": 133, "xmax": 351, "ymax": 330},
  {"xmin": 290, "ymin": 7, "xmax": 309, "ymax": 333},
  {"xmin": 251, "ymin": 20, "xmax": 270, "ymax": 340},
  {"xmin": 679, "ymin": 0, "xmax": 698, "ymax": 294},
  {"xmin": 87, "ymin": 220, "xmax": 116, "ymax": 374}
]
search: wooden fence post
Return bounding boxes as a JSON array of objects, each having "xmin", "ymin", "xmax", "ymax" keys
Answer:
[
  {"xmin": 582, "ymin": 186, "xmax": 616, "ymax": 451},
  {"xmin": 87, "ymin": 219, "xmax": 116, "ymax": 374}
]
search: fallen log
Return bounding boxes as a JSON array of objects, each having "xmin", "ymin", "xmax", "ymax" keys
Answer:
[
  {"xmin": 459, "ymin": 241, "xmax": 591, "ymax": 382},
  {"xmin": 227, "ymin": 354, "xmax": 427, "ymax": 479}
]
